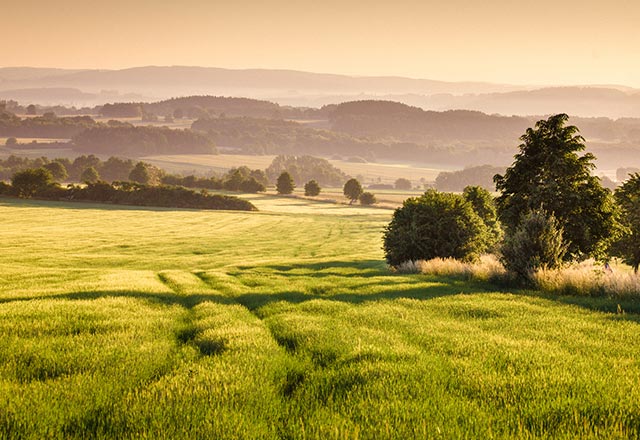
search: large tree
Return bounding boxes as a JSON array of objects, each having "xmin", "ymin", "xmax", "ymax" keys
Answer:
[
  {"xmin": 11, "ymin": 168, "xmax": 53, "ymax": 198},
  {"xmin": 613, "ymin": 173, "xmax": 640, "ymax": 272},
  {"xmin": 494, "ymin": 114, "xmax": 617, "ymax": 260}
]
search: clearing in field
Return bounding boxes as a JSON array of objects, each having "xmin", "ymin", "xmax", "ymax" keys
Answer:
[{"xmin": 1, "ymin": 195, "xmax": 640, "ymax": 439}]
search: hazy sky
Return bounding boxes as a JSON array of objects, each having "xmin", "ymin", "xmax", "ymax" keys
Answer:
[{"xmin": 3, "ymin": 0, "xmax": 640, "ymax": 86}]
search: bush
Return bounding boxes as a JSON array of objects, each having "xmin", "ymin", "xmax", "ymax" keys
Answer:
[
  {"xmin": 304, "ymin": 180, "xmax": 321, "ymax": 196},
  {"xmin": 383, "ymin": 190, "xmax": 490, "ymax": 267},
  {"xmin": 359, "ymin": 192, "xmax": 376, "ymax": 205},
  {"xmin": 500, "ymin": 209, "xmax": 568, "ymax": 281}
]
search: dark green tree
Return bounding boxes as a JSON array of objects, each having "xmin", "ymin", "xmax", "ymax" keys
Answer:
[
  {"xmin": 81, "ymin": 166, "xmax": 100, "ymax": 183},
  {"xmin": 494, "ymin": 114, "xmax": 617, "ymax": 261},
  {"xmin": 383, "ymin": 190, "xmax": 490, "ymax": 266},
  {"xmin": 359, "ymin": 192, "xmax": 377, "ymax": 205},
  {"xmin": 343, "ymin": 178, "xmax": 363, "ymax": 204},
  {"xmin": 500, "ymin": 209, "xmax": 568, "ymax": 280},
  {"xmin": 129, "ymin": 162, "xmax": 151, "ymax": 184},
  {"xmin": 26, "ymin": 104, "xmax": 37, "ymax": 115},
  {"xmin": 613, "ymin": 173, "xmax": 640, "ymax": 272},
  {"xmin": 5, "ymin": 137, "xmax": 17, "ymax": 148},
  {"xmin": 276, "ymin": 171, "xmax": 295, "ymax": 195},
  {"xmin": 11, "ymin": 168, "xmax": 53, "ymax": 198},
  {"xmin": 43, "ymin": 161, "xmax": 68, "ymax": 182},
  {"xmin": 304, "ymin": 180, "xmax": 321, "ymax": 196},
  {"xmin": 239, "ymin": 177, "xmax": 266, "ymax": 193}
]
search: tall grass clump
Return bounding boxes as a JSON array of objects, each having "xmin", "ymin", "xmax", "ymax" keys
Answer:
[
  {"xmin": 533, "ymin": 260, "xmax": 640, "ymax": 298},
  {"xmin": 396, "ymin": 255, "xmax": 507, "ymax": 282}
]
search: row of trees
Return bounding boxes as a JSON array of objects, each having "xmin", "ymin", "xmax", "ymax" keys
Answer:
[
  {"xmin": 274, "ymin": 172, "xmax": 377, "ymax": 205},
  {"xmin": 1, "ymin": 169, "xmax": 256, "ymax": 211},
  {"xmin": 384, "ymin": 114, "xmax": 640, "ymax": 278}
]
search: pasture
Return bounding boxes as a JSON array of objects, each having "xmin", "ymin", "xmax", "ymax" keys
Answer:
[{"xmin": 1, "ymin": 196, "xmax": 640, "ymax": 438}]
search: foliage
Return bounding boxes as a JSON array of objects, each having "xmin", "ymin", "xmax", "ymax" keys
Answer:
[
  {"xmin": 42, "ymin": 161, "xmax": 68, "ymax": 182},
  {"xmin": 0, "ymin": 112, "xmax": 96, "ymax": 138},
  {"xmin": 463, "ymin": 185, "xmax": 502, "ymax": 251},
  {"xmin": 304, "ymin": 180, "xmax": 321, "ymax": 197},
  {"xmin": 500, "ymin": 209, "xmax": 568, "ymax": 280},
  {"xmin": 73, "ymin": 124, "xmax": 217, "ymax": 156},
  {"xmin": 383, "ymin": 190, "xmax": 490, "ymax": 266},
  {"xmin": 343, "ymin": 178, "xmax": 363, "ymax": 204},
  {"xmin": 10, "ymin": 168, "xmax": 54, "ymax": 198},
  {"xmin": 129, "ymin": 162, "xmax": 152, "ymax": 184},
  {"xmin": 613, "ymin": 173, "xmax": 640, "ymax": 272},
  {"xmin": 435, "ymin": 165, "xmax": 504, "ymax": 192},
  {"xmin": 80, "ymin": 166, "xmax": 100, "ymax": 183},
  {"xmin": 161, "ymin": 167, "xmax": 267, "ymax": 193},
  {"xmin": 494, "ymin": 114, "xmax": 618, "ymax": 261},
  {"xmin": 359, "ymin": 192, "xmax": 377, "ymax": 205},
  {"xmin": 5, "ymin": 137, "xmax": 17, "ymax": 147},
  {"xmin": 276, "ymin": 171, "xmax": 295, "ymax": 195},
  {"xmin": 265, "ymin": 155, "xmax": 348, "ymax": 187}
]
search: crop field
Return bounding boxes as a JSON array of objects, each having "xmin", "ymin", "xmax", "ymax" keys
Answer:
[{"xmin": 2, "ymin": 196, "xmax": 640, "ymax": 439}]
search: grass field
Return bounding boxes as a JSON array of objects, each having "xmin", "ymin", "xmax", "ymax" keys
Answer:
[{"xmin": 2, "ymin": 196, "xmax": 640, "ymax": 438}]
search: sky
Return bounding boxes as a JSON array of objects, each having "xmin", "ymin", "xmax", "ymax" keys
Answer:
[{"xmin": 3, "ymin": 0, "xmax": 640, "ymax": 87}]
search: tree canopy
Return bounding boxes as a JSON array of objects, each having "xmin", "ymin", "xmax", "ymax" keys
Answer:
[
  {"xmin": 276, "ymin": 171, "xmax": 295, "ymax": 195},
  {"xmin": 343, "ymin": 178, "xmax": 363, "ymax": 204},
  {"xmin": 613, "ymin": 173, "xmax": 640, "ymax": 272},
  {"xmin": 494, "ymin": 114, "xmax": 617, "ymax": 260},
  {"xmin": 383, "ymin": 190, "xmax": 490, "ymax": 266}
]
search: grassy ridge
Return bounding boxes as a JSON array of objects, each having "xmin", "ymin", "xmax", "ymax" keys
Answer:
[{"xmin": 1, "ymin": 197, "xmax": 640, "ymax": 438}]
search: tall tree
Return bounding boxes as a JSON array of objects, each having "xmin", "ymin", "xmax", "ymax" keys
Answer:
[
  {"xmin": 613, "ymin": 173, "xmax": 640, "ymax": 272},
  {"xmin": 494, "ymin": 114, "xmax": 617, "ymax": 260}
]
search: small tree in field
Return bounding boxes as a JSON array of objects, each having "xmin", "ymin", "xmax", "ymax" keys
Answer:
[
  {"xmin": 343, "ymin": 178, "xmax": 363, "ymax": 204},
  {"xmin": 276, "ymin": 171, "xmax": 295, "ymax": 194},
  {"xmin": 81, "ymin": 166, "xmax": 100, "ymax": 183},
  {"xmin": 304, "ymin": 180, "xmax": 321, "ymax": 196},
  {"xmin": 383, "ymin": 190, "xmax": 490, "ymax": 267},
  {"xmin": 395, "ymin": 178, "xmax": 412, "ymax": 190},
  {"xmin": 5, "ymin": 137, "xmax": 17, "ymax": 148},
  {"xmin": 500, "ymin": 209, "xmax": 568, "ymax": 280},
  {"xmin": 11, "ymin": 168, "xmax": 53, "ymax": 198},
  {"xmin": 359, "ymin": 192, "xmax": 377, "ymax": 205}
]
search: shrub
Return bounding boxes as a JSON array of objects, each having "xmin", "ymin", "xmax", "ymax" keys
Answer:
[
  {"xmin": 383, "ymin": 190, "xmax": 490, "ymax": 267},
  {"xmin": 500, "ymin": 209, "xmax": 568, "ymax": 281},
  {"xmin": 304, "ymin": 180, "xmax": 321, "ymax": 196},
  {"xmin": 359, "ymin": 192, "xmax": 377, "ymax": 205},
  {"xmin": 463, "ymin": 185, "xmax": 502, "ymax": 251},
  {"xmin": 239, "ymin": 177, "xmax": 266, "ymax": 193}
]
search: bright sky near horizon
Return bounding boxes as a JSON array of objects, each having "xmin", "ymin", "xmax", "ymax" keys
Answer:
[{"xmin": 3, "ymin": 0, "xmax": 640, "ymax": 87}]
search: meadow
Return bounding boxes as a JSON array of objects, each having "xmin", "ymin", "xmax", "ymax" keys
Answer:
[{"xmin": 1, "ymin": 196, "xmax": 640, "ymax": 439}]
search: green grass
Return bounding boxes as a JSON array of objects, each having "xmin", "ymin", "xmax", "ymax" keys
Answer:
[{"xmin": 1, "ymin": 196, "xmax": 640, "ymax": 438}]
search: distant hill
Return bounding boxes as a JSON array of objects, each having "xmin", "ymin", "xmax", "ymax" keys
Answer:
[{"xmin": 2, "ymin": 66, "xmax": 639, "ymax": 118}]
